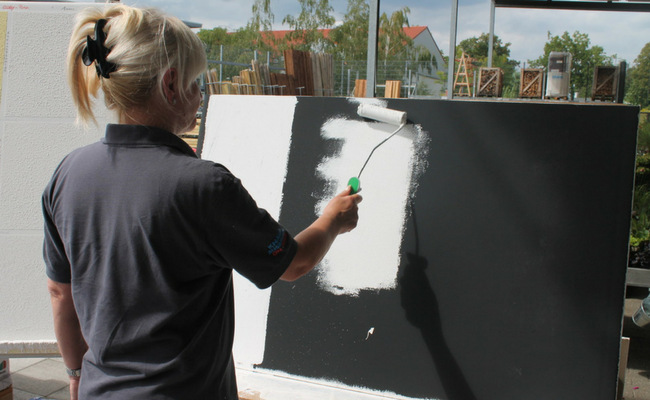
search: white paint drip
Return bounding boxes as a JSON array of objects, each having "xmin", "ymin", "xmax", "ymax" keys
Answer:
[
  {"xmin": 314, "ymin": 103, "xmax": 429, "ymax": 296},
  {"xmin": 365, "ymin": 327, "xmax": 375, "ymax": 340}
]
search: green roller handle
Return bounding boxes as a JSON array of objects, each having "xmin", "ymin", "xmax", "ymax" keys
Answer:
[{"xmin": 348, "ymin": 177, "xmax": 360, "ymax": 195}]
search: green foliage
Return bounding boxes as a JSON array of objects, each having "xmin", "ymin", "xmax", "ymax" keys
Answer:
[
  {"xmin": 197, "ymin": 0, "xmax": 436, "ymax": 94},
  {"xmin": 631, "ymin": 119, "xmax": 650, "ymax": 248},
  {"xmin": 378, "ymin": 7, "xmax": 412, "ymax": 60},
  {"xmin": 631, "ymin": 183, "xmax": 650, "ymax": 247},
  {"xmin": 249, "ymin": 0, "xmax": 274, "ymax": 33},
  {"xmin": 631, "ymin": 234, "xmax": 649, "ymax": 249},
  {"xmin": 457, "ymin": 33, "xmax": 520, "ymax": 97},
  {"xmin": 328, "ymin": 3, "xmax": 431, "ymax": 65},
  {"xmin": 197, "ymin": 0, "xmax": 278, "ymax": 55},
  {"xmin": 282, "ymin": 0, "xmax": 335, "ymax": 52},
  {"xmin": 325, "ymin": 3, "xmax": 434, "ymax": 89},
  {"xmin": 415, "ymin": 80, "xmax": 432, "ymax": 96},
  {"xmin": 501, "ymin": 71, "xmax": 519, "ymax": 98},
  {"xmin": 625, "ymin": 42, "xmax": 650, "ymax": 109},
  {"xmin": 459, "ymin": 33, "xmax": 511, "ymax": 60},
  {"xmin": 326, "ymin": 0, "xmax": 368, "ymax": 60},
  {"xmin": 528, "ymin": 31, "xmax": 614, "ymax": 100},
  {"xmin": 638, "ymin": 118, "xmax": 650, "ymax": 154}
]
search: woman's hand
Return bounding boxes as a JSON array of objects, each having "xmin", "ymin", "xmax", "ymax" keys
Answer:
[{"xmin": 320, "ymin": 186, "xmax": 363, "ymax": 235}]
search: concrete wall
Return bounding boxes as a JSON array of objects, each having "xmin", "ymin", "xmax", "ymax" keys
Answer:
[{"xmin": 0, "ymin": 2, "xmax": 110, "ymax": 343}]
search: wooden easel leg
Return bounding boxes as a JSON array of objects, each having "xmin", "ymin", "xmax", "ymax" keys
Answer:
[
  {"xmin": 0, "ymin": 358, "xmax": 11, "ymax": 400},
  {"xmin": 0, "ymin": 386, "xmax": 12, "ymax": 400},
  {"xmin": 617, "ymin": 337, "xmax": 630, "ymax": 400}
]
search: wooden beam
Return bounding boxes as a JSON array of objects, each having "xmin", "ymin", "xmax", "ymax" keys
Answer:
[{"xmin": 494, "ymin": 0, "xmax": 650, "ymax": 12}]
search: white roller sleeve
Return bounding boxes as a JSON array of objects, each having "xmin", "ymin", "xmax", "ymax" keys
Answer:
[{"xmin": 357, "ymin": 103, "xmax": 407, "ymax": 126}]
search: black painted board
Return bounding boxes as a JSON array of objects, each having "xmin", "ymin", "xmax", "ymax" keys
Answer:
[{"xmin": 261, "ymin": 98, "xmax": 638, "ymax": 400}]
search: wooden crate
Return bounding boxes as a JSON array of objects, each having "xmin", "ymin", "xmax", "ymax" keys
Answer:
[
  {"xmin": 385, "ymin": 80, "xmax": 402, "ymax": 98},
  {"xmin": 353, "ymin": 79, "xmax": 367, "ymax": 97},
  {"xmin": 592, "ymin": 65, "xmax": 618, "ymax": 101},
  {"xmin": 519, "ymin": 68, "xmax": 544, "ymax": 98},
  {"xmin": 477, "ymin": 67, "xmax": 503, "ymax": 97}
]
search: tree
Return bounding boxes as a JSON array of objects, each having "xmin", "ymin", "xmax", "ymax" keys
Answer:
[
  {"xmin": 376, "ymin": 7, "xmax": 434, "ymax": 91},
  {"xmin": 459, "ymin": 33, "xmax": 511, "ymax": 62},
  {"xmin": 249, "ymin": 0, "xmax": 274, "ymax": 33},
  {"xmin": 378, "ymin": 7, "xmax": 412, "ymax": 61},
  {"xmin": 458, "ymin": 33, "xmax": 519, "ymax": 97},
  {"xmin": 529, "ymin": 31, "xmax": 614, "ymax": 99},
  {"xmin": 329, "ymin": 3, "xmax": 431, "ymax": 61},
  {"xmin": 197, "ymin": 0, "xmax": 280, "ymax": 80},
  {"xmin": 282, "ymin": 0, "xmax": 335, "ymax": 52},
  {"xmin": 625, "ymin": 42, "xmax": 650, "ymax": 109},
  {"xmin": 327, "ymin": 0, "xmax": 369, "ymax": 61},
  {"xmin": 198, "ymin": 0, "xmax": 277, "ymax": 54}
]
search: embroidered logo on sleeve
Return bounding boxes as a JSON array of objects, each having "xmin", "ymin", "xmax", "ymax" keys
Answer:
[{"xmin": 267, "ymin": 228, "xmax": 288, "ymax": 256}]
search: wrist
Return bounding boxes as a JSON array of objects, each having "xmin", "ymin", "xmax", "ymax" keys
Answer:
[
  {"xmin": 316, "ymin": 213, "xmax": 344, "ymax": 236},
  {"xmin": 66, "ymin": 366, "xmax": 82, "ymax": 378}
]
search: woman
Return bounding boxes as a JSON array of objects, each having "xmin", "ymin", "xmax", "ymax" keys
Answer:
[{"xmin": 43, "ymin": 5, "xmax": 361, "ymax": 399}]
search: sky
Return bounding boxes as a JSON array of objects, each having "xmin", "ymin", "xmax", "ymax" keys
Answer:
[{"xmin": 112, "ymin": 0, "xmax": 650, "ymax": 67}]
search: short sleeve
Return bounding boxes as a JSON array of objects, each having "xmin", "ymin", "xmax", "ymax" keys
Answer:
[
  {"xmin": 204, "ymin": 169, "xmax": 296, "ymax": 289},
  {"xmin": 42, "ymin": 182, "xmax": 72, "ymax": 284}
]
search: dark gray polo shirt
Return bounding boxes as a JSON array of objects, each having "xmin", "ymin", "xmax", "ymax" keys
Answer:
[{"xmin": 42, "ymin": 124, "xmax": 296, "ymax": 399}]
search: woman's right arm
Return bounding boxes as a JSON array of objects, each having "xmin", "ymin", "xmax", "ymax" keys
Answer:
[{"xmin": 281, "ymin": 187, "xmax": 362, "ymax": 282}]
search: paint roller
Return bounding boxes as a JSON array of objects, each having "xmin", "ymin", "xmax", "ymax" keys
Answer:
[{"xmin": 347, "ymin": 104, "xmax": 408, "ymax": 194}]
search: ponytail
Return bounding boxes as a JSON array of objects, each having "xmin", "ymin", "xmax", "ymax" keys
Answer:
[
  {"xmin": 67, "ymin": 8, "xmax": 104, "ymax": 126},
  {"xmin": 67, "ymin": 5, "xmax": 207, "ymax": 126}
]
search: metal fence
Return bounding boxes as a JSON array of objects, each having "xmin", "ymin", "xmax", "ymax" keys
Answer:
[{"xmin": 203, "ymin": 45, "xmax": 440, "ymax": 98}]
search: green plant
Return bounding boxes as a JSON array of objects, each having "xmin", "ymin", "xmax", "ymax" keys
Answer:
[
  {"xmin": 414, "ymin": 80, "xmax": 432, "ymax": 96},
  {"xmin": 637, "ymin": 112, "xmax": 650, "ymax": 152},
  {"xmin": 631, "ymin": 118, "xmax": 650, "ymax": 252}
]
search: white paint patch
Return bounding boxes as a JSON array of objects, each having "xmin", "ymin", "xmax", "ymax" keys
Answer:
[
  {"xmin": 202, "ymin": 95, "xmax": 297, "ymax": 216},
  {"xmin": 236, "ymin": 366, "xmax": 440, "ymax": 400},
  {"xmin": 365, "ymin": 327, "xmax": 375, "ymax": 340},
  {"xmin": 314, "ymin": 102, "xmax": 429, "ymax": 296},
  {"xmin": 202, "ymin": 95, "xmax": 298, "ymax": 367}
]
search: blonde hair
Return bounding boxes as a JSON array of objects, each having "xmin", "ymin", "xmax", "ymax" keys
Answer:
[{"xmin": 67, "ymin": 5, "xmax": 207, "ymax": 126}]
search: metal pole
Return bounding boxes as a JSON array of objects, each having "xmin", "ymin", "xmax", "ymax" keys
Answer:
[
  {"xmin": 196, "ymin": 79, "xmax": 210, "ymax": 158},
  {"xmin": 219, "ymin": 45, "xmax": 223, "ymax": 82},
  {"xmin": 473, "ymin": 71, "xmax": 477, "ymax": 97},
  {"xmin": 366, "ymin": 0, "xmax": 380, "ymax": 98},
  {"xmin": 617, "ymin": 61, "xmax": 627, "ymax": 104},
  {"xmin": 488, "ymin": 0, "xmax": 496, "ymax": 67},
  {"xmin": 447, "ymin": 0, "xmax": 459, "ymax": 99},
  {"xmin": 347, "ymin": 69, "xmax": 351, "ymax": 97},
  {"xmin": 341, "ymin": 59, "xmax": 345, "ymax": 96}
]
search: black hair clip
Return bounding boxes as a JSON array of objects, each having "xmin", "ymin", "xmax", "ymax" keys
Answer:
[{"xmin": 82, "ymin": 19, "xmax": 117, "ymax": 79}]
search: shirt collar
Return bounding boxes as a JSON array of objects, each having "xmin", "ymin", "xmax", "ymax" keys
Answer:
[{"xmin": 103, "ymin": 124, "xmax": 198, "ymax": 158}]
